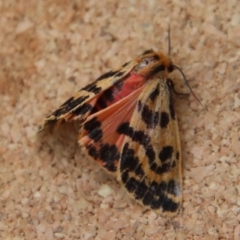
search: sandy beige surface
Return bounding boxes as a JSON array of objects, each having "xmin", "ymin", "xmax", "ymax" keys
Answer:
[{"xmin": 0, "ymin": 0, "xmax": 240, "ymax": 239}]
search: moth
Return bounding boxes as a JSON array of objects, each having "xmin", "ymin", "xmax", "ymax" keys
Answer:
[{"xmin": 39, "ymin": 49, "xmax": 192, "ymax": 217}]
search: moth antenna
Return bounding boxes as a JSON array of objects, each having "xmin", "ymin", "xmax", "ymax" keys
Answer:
[
  {"xmin": 173, "ymin": 65, "xmax": 202, "ymax": 106},
  {"xmin": 168, "ymin": 25, "xmax": 171, "ymax": 56}
]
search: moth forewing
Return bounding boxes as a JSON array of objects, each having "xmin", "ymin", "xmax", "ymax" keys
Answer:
[
  {"xmin": 38, "ymin": 60, "xmax": 137, "ymax": 131},
  {"xmin": 117, "ymin": 75, "xmax": 182, "ymax": 216}
]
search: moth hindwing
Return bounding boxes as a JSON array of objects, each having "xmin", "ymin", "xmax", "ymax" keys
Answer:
[{"xmin": 40, "ymin": 50, "xmax": 183, "ymax": 216}]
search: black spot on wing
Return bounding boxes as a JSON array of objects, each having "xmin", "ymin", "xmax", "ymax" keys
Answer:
[
  {"xmin": 96, "ymin": 96, "xmax": 108, "ymax": 109},
  {"xmin": 88, "ymin": 128, "xmax": 103, "ymax": 142},
  {"xmin": 82, "ymin": 83, "xmax": 102, "ymax": 94},
  {"xmin": 72, "ymin": 103, "xmax": 92, "ymax": 116},
  {"xmin": 160, "ymin": 112, "xmax": 170, "ymax": 128},
  {"xmin": 134, "ymin": 181, "xmax": 149, "ymax": 200},
  {"xmin": 96, "ymin": 70, "xmax": 119, "ymax": 81},
  {"xmin": 160, "ymin": 161, "xmax": 176, "ymax": 173},
  {"xmin": 134, "ymin": 174, "xmax": 173, "ymax": 202},
  {"xmin": 120, "ymin": 144, "xmax": 135, "ymax": 170},
  {"xmin": 117, "ymin": 122, "xmax": 130, "ymax": 135},
  {"xmin": 121, "ymin": 143, "xmax": 144, "ymax": 177},
  {"xmin": 114, "ymin": 80, "xmax": 124, "ymax": 90},
  {"xmin": 125, "ymin": 177, "xmax": 139, "ymax": 193},
  {"xmin": 61, "ymin": 96, "xmax": 88, "ymax": 109},
  {"xmin": 90, "ymin": 106, "xmax": 98, "ymax": 114},
  {"xmin": 96, "ymin": 70, "xmax": 125, "ymax": 82},
  {"xmin": 84, "ymin": 117, "xmax": 103, "ymax": 142},
  {"xmin": 117, "ymin": 122, "xmax": 150, "ymax": 147},
  {"xmin": 115, "ymin": 71, "xmax": 125, "ymax": 77},
  {"xmin": 150, "ymin": 196, "xmax": 165, "ymax": 209},
  {"xmin": 149, "ymin": 84, "xmax": 160, "ymax": 102},
  {"xmin": 118, "ymin": 122, "xmax": 155, "ymax": 166},
  {"xmin": 167, "ymin": 180, "xmax": 179, "ymax": 196},
  {"xmin": 150, "ymin": 162, "xmax": 157, "ymax": 172},
  {"xmin": 48, "ymin": 108, "xmax": 62, "ymax": 118},
  {"xmin": 51, "ymin": 95, "xmax": 89, "ymax": 117},
  {"xmin": 86, "ymin": 144, "xmax": 98, "ymax": 159},
  {"xmin": 151, "ymin": 193, "xmax": 179, "ymax": 212},
  {"xmin": 86, "ymin": 144, "xmax": 117, "ymax": 172},
  {"xmin": 150, "ymin": 161, "xmax": 175, "ymax": 174},
  {"xmin": 142, "ymin": 192, "xmax": 154, "ymax": 206},
  {"xmin": 122, "ymin": 172, "xmax": 148, "ymax": 198},
  {"xmin": 84, "ymin": 116, "xmax": 101, "ymax": 131},
  {"xmin": 122, "ymin": 61, "xmax": 130, "ymax": 67},
  {"xmin": 95, "ymin": 86, "xmax": 120, "ymax": 110},
  {"xmin": 104, "ymin": 161, "xmax": 117, "ymax": 172},
  {"xmin": 152, "ymin": 181, "xmax": 167, "ymax": 194},
  {"xmin": 99, "ymin": 143, "xmax": 120, "ymax": 165},
  {"xmin": 132, "ymin": 130, "xmax": 150, "ymax": 146},
  {"xmin": 148, "ymin": 181, "xmax": 179, "ymax": 212},
  {"xmin": 102, "ymin": 88, "xmax": 114, "ymax": 102},
  {"xmin": 159, "ymin": 146, "xmax": 173, "ymax": 162},
  {"xmin": 121, "ymin": 171, "xmax": 129, "ymax": 184},
  {"xmin": 161, "ymin": 197, "xmax": 179, "ymax": 212},
  {"xmin": 146, "ymin": 146, "xmax": 155, "ymax": 164},
  {"xmin": 139, "ymin": 104, "xmax": 159, "ymax": 128},
  {"xmin": 60, "ymin": 96, "xmax": 74, "ymax": 108}
]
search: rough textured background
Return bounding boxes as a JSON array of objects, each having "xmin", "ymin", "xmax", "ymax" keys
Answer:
[{"xmin": 0, "ymin": 0, "xmax": 240, "ymax": 239}]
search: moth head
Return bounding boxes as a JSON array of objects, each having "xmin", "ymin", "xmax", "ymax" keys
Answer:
[{"xmin": 134, "ymin": 50, "xmax": 173, "ymax": 76}]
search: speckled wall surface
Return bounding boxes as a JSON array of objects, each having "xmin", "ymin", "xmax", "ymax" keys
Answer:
[{"xmin": 0, "ymin": 0, "xmax": 239, "ymax": 239}]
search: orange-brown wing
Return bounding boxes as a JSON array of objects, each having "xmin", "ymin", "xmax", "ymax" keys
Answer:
[{"xmin": 117, "ymin": 76, "xmax": 182, "ymax": 217}]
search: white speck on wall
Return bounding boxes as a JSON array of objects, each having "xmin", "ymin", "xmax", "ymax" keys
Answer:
[{"xmin": 97, "ymin": 184, "xmax": 113, "ymax": 198}]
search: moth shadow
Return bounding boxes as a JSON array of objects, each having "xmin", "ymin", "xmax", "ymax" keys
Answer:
[
  {"xmin": 36, "ymin": 121, "xmax": 81, "ymax": 171},
  {"xmin": 36, "ymin": 121, "xmax": 114, "ymax": 184}
]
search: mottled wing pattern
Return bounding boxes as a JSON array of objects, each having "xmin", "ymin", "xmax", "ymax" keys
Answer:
[
  {"xmin": 38, "ymin": 60, "xmax": 137, "ymax": 131},
  {"xmin": 117, "ymin": 77, "xmax": 182, "ymax": 217}
]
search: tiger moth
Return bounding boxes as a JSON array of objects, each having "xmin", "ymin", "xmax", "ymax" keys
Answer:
[{"xmin": 39, "ymin": 49, "xmax": 189, "ymax": 217}]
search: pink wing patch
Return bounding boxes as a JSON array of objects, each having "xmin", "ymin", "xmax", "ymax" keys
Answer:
[{"xmin": 79, "ymin": 73, "xmax": 147, "ymax": 173}]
